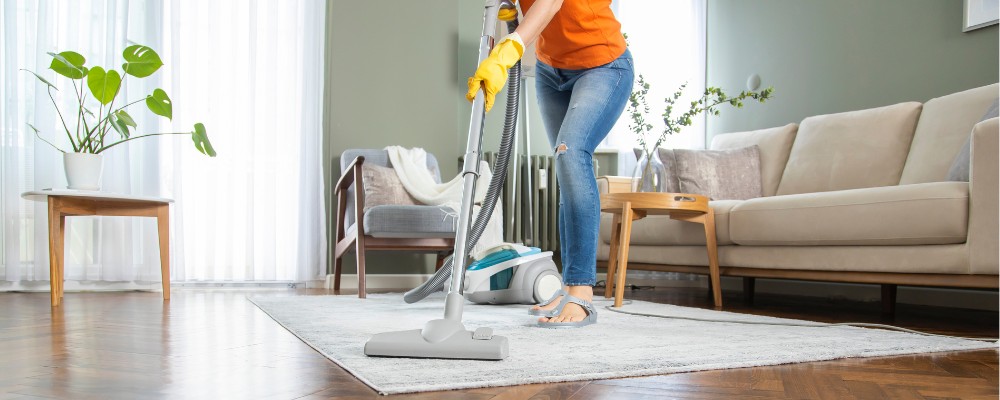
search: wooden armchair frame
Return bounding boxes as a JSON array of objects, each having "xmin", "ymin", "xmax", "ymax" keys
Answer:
[{"xmin": 332, "ymin": 156, "xmax": 454, "ymax": 298}]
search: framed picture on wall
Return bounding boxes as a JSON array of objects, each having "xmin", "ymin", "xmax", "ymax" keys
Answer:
[{"xmin": 964, "ymin": 0, "xmax": 999, "ymax": 32}]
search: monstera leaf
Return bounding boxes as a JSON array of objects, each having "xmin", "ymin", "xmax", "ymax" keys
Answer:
[
  {"xmin": 109, "ymin": 113, "xmax": 130, "ymax": 139},
  {"xmin": 109, "ymin": 110, "xmax": 136, "ymax": 139},
  {"xmin": 22, "ymin": 69, "xmax": 58, "ymax": 89},
  {"xmin": 145, "ymin": 89, "xmax": 173, "ymax": 120},
  {"xmin": 48, "ymin": 51, "xmax": 87, "ymax": 79},
  {"xmin": 191, "ymin": 123, "xmax": 216, "ymax": 157},
  {"xmin": 122, "ymin": 45, "xmax": 163, "ymax": 78},
  {"xmin": 86, "ymin": 67, "xmax": 121, "ymax": 105},
  {"xmin": 114, "ymin": 110, "xmax": 136, "ymax": 128}
]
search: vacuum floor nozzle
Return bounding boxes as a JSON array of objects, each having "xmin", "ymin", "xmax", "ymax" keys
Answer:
[{"xmin": 364, "ymin": 328, "xmax": 509, "ymax": 360}]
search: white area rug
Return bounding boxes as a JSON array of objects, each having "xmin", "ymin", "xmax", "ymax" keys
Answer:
[{"xmin": 248, "ymin": 294, "xmax": 996, "ymax": 395}]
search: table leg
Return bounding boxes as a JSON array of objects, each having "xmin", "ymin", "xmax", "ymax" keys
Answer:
[
  {"xmin": 703, "ymin": 208, "xmax": 722, "ymax": 308},
  {"xmin": 613, "ymin": 202, "xmax": 634, "ymax": 308},
  {"xmin": 156, "ymin": 204, "xmax": 171, "ymax": 301},
  {"xmin": 58, "ymin": 214, "xmax": 65, "ymax": 299},
  {"xmin": 605, "ymin": 213, "xmax": 622, "ymax": 299},
  {"xmin": 47, "ymin": 199, "xmax": 65, "ymax": 307}
]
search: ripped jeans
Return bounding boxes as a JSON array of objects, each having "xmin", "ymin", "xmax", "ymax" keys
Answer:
[{"xmin": 535, "ymin": 49, "xmax": 634, "ymax": 286}]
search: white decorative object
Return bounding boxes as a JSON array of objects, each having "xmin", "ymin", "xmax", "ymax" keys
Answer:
[
  {"xmin": 63, "ymin": 152, "xmax": 104, "ymax": 190},
  {"xmin": 964, "ymin": 0, "xmax": 999, "ymax": 32},
  {"xmin": 747, "ymin": 73, "xmax": 761, "ymax": 91}
]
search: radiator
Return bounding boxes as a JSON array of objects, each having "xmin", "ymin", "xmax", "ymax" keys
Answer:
[
  {"xmin": 482, "ymin": 153, "xmax": 597, "ymax": 253},
  {"xmin": 482, "ymin": 153, "xmax": 558, "ymax": 252}
]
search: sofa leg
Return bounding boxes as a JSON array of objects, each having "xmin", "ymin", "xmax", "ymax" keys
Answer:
[
  {"xmin": 881, "ymin": 284, "xmax": 897, "ymax": 317},
  {"xmin": 743, "ymin": 277, "xmax": 755, "ymax": 305}
]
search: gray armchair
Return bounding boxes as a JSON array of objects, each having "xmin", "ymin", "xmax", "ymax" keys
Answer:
[{"xmin": 332, "ymin": 149, "xmax": 456, "ymax": 298}]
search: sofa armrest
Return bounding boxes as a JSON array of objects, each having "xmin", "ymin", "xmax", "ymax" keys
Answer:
[
  {"xmin": 969, "ymin": 117, "xmax": 998, "ymax": 274},
  {"xmin": 597, "ymin": 176, "xmax": 636, "ymax": 194},
  {"xmin": 334, "ymin": 156, "xmax": 366, "ymax": 240}
]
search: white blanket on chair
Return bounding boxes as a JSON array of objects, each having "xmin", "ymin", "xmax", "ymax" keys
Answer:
[{"xmin": 385, "ymin": 146, "xmax": 503, "ymax": 256}]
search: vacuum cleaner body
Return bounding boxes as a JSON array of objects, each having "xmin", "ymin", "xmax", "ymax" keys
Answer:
[{"xmin": 464, "ymin": 249, "xmax": 562, "ymax": 305}]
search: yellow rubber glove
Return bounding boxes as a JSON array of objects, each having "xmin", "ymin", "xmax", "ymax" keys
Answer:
[
  {"xmin": 498, "ymin": 7, "xmax": 518, "ymax": 22},
  {"xmin": 466, "ymin": 32, "xmax": 524, "ymax": 113}
]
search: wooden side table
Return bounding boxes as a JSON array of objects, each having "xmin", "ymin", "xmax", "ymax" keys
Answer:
[
  {"xmin": 600, "ymin": 192, "xmax": 722, "ymax": 308},
  {"xmin": 22, "ymin": 190, "xmax": 174, "ymax": 307}
]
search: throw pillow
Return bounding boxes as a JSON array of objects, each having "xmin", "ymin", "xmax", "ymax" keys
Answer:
[
  {"xmin": 709, "ymin": 123, "xmax": 797, "ymax": 197},
  {"xmin": 361, "ymin": 163, "xmax": 419, "ymax": 212},
  {"xmin": 947, "ymin": 98, "xmax": 999, "ymax": 182},
  {"xmin": 673, "ymin": 145, "xmax": 763, "ymax": 200}
]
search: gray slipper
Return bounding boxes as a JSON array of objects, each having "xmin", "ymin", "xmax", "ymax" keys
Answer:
[
  {"xmin": 536, "ymin": 295, "xmax": 597, "ymax": 329},
  {"xmin": 528, "ymin": 289, "xmax": 566, "ymax": 317}
]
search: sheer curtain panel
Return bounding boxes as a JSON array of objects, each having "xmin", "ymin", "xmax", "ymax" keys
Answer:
[
  {"xmin": 0, "ymin": 0, "xmax": 327, "ymax": 288},
  {"xmin": 161, "ymin": 0, "xmax": 326, "ymax": 282}
]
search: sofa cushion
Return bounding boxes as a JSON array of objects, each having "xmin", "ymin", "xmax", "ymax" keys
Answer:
[
  {"xmin": 710, "ymin": 123, "xmax": 797, "ymax": 197},
  {"xmin": 601, "ymin": 200, "xmax": 741, "ymax": 246},
  {"xmin": 362, "ymin": 205, "xmax": 457, "ymax": 238},
  {"xmin": 899, "ymin": 83, "xmax": 999, "ymax": 184},
  {"xmin": 730, "ymin": 182, "xmax": 968, "ymax": 246},
  {"xmin": 775, "ymin": 102, "xmax": 922, "ymax": 195},
  {"xmin": 674, "ymin": 146, "xmax": 762, "ymax": 201},
  {"xmin": 595, "ymin": 244, "xmax": 970, "ymax": 275}
]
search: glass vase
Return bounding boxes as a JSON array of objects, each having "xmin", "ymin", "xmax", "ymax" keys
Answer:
[{"xmin": 631, "ymin": 151, "xmax": 668, "ymax": 192}]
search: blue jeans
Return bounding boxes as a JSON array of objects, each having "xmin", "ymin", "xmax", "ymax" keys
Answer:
[{"xmin": 535, "ymin": 49, "xmax": 634, "ymax": 286}]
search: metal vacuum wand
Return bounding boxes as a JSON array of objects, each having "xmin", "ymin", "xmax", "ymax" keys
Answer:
[{"xmin": 363, "ymin": 0, "xmax": 516, "ymax": 360}]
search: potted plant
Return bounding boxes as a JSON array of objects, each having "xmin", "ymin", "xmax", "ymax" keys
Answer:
[
  {"xmin": 628, "ymin": 74, "xmax": 773, "ymax": 192},
  {"xmin": 23, "ymin": 44, "xmax": 215, "ymax": 191}
]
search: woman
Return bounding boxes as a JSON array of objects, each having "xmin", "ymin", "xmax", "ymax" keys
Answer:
[{"xmin": 467, "ymin": 0, "xmax": 633, "ymax": 327}]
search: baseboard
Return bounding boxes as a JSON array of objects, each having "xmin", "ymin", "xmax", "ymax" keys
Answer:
[
  {"xmin": 322, "ymin": 273, "xmax": 707, "ymax": 291},
  {"xmin": 323, "ymin": 274, "xmax": 436, "ymax": 290},
  {"xmin": 324, "ymin": 273, "xmax": 997, "ymax": 311},
  {"xmin": 0, "ymin": 280, "xmax": 318, "ymax": 292},
  {"xmin": 0, "ymin": 281, "xmax": 163, "ymax": 292}
]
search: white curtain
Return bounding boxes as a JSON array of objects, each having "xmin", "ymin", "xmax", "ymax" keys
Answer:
[
  {"xmin": 161, "ymin": 0, "xmax": 326, "ymax": 282},
  {"xmin": 0, "ymin": 0, "xmax": 326, "ymax": 287},
  {"xmin": 606, "ymin": 0, "xmax": 708, "ymax": 171}
]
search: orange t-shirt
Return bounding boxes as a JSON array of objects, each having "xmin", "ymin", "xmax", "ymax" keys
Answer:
[{"xmin": 519, "ymin": 0, "xmax": 626, "ymax": 70}]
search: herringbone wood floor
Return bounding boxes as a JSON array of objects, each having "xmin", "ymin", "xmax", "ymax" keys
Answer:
[{"xmin": 0, "ymin": 286, "xmax": 995, "ymax": 399}]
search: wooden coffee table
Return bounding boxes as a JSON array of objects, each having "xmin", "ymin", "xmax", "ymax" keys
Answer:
[
  {"xmin": 601, "ymin": 192, "xmax": 722, "ymax": 308},
  {"xmin": 22, "ymin": 190, "xmax": 173, "ymax": 307}
]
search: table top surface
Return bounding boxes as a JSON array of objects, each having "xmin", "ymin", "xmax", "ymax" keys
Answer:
[
  {"xmin": 21, "ymin": 189, "xmax": 173, "ymax": 203},
  {"xmin": 600, "ymin": 192, "xmax": 709, "ymax": 214}
]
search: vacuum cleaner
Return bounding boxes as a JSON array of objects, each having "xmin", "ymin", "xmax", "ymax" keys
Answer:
[
  {"xmin": 464, "ymin": 244, "xmax": 562, "ymax": 305},
  {"xmin": 364, "ymin": 0, "xmax": 533, "ymax": 360}
]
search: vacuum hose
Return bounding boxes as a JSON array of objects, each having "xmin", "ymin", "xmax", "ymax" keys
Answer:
[{"xmin": 404, "ymin": 19, "xmax": 522, "ymax": 303}]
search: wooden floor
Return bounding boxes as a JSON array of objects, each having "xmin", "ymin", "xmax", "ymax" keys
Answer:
[{"xmin": 0, "ymin": 286, "xmax": 996, "ymax": 400}]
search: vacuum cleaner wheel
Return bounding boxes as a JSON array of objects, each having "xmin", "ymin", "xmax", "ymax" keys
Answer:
[{"xmin": 533, "ymin": 270, "xmax": 563, "ymax": 303}]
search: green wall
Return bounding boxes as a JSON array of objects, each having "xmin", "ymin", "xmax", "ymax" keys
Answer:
[{"xmin": 706, "ymin": 0, "xmax": 999, "ymax": 140}]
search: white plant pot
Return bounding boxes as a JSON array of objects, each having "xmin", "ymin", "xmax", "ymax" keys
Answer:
[{"xmin": 64, "ymin": 152, "xmax": 104, "ymax": 191}]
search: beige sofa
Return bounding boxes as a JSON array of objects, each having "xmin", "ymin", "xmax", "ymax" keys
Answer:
[{"xmin": 597, "ymin": 83, "xmax": 999, "ymax": 310}]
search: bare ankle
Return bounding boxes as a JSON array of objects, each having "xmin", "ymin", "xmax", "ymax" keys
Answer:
[{"xmin": 566, "ymin": 285, "xmax": 593, "ymax": 301}]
